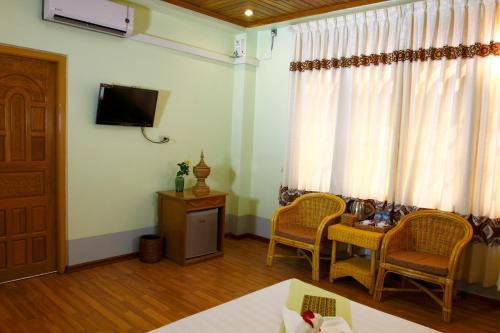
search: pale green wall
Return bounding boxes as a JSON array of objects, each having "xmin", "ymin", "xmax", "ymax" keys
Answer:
[
  {"xmin": 0, "ymin": 0, "xmax": 400, "ymax": 244},
  {"xmin": 146, "ymin": 10, "xmax": 234, "ymax": 54},
  {"xmin": 220, "ymin": 27, "xmax": 293, "ymax": 237},
  {"xmin": 249, "ymin": 28, "xmax": 292, "ymax": 221},
  {"xmin": 229, "ymin": 64, "xmax": 256, "ymax": 218},
  {"xmin": 0, "ymin": 0, "xmax": 238, "ymax": 240}
]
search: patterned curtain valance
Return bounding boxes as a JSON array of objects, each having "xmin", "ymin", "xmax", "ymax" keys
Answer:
[
  {"xmin": 279, "ymin": 186, "xmax": 500, "ymax": 247},
  {"xmin": 290, "ymin": 41, "xmax": 500, "ymax": 72}
]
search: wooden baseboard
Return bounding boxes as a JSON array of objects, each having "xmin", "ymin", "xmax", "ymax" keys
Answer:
[
  {"xmin": 66, "ymin": 252, "xmax": 139, "ymax": 273},
  {"xmin": 225, "ymin": 233, "xmax": 269, "ymax": 243}
]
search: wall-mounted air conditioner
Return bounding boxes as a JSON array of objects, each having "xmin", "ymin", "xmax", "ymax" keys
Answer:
[{"xmin": 43, "ymin": 0, "xmax": 134, "ymax": 38}]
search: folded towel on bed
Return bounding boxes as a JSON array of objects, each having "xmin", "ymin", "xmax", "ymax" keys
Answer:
[
  {"xmin": 282, "ymin": 306, "xmax": 353, "ymax": 333},
  {"xmin": 280, "ymin": 279, "xmax": 352, "ymax": 333}
]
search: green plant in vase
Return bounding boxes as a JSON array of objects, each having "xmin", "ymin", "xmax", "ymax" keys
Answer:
[{"xmin": 175, "ymin": 160, "xmax": 190, "ymax": 192}]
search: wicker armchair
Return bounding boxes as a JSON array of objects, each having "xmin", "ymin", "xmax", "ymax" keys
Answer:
[
  {"xmin": 373, "ymin": 210, "xmax": 473, "ymax": 322},
  {"xmin": 266, "ymin": 193, "xmax": 346, "ymax": 281}
]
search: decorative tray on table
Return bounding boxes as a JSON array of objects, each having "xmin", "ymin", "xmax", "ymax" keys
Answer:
[{"xmin": 354, "ymin": 220, "xmax": 393, "ymax": 233}]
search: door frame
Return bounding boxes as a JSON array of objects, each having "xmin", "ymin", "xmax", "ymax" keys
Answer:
[{"xmin": 0, "ymin": 43, "xmax": 67, "ymax": 273}]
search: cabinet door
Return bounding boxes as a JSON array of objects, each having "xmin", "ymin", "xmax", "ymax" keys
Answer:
[{"xmin": 185, "ymin": 209, "xmax": 218, "ymax": 259}]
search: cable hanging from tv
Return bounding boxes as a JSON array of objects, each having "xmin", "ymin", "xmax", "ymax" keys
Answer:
[{"xmin": 141, "ymin": 127, "xmax": 170, "ymax": 144}]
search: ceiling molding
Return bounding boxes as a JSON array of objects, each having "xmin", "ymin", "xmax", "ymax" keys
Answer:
[{"xmin": 161, "ymin": 0, "xmax": 388, "ymax": 28}]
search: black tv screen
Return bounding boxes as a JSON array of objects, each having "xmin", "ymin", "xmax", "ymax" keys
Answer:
[{"xmin": 96, "ymin": 84, "xmax": 158, "ymax": 127}]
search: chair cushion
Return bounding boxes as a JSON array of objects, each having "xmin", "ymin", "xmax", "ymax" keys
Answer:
[
  {"xmin": 275, "ymin": 225, "xmax": 317, "ymax": 244},
  {"xmin": 386, "ymin": 251, "xmax": 449, "ymax": 276}
]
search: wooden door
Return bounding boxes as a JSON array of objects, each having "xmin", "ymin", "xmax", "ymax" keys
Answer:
[{"xmin": 0, "ymin": 52, "xmax": 57, "ymax": 282}]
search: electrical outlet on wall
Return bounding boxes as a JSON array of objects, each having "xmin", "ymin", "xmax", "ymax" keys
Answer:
[{"xmin": 233, "ymin": 37, "xmax": 246, "ymax": 57}]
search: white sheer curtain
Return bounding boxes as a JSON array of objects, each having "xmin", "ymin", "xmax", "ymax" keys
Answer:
[
  {"xmin": 285, "ymin": 8, "xmax": 406, "ymax": 202},
  {"xmin": 394, "ymin": 0, "xmax": 500, "ymax": 218},
  {"xmin": 284, "ymin": 0, "xmax": 500, "ymax": 290}
]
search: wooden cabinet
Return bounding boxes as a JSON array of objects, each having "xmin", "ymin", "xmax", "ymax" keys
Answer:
[{"xmin": 157, "ymin": 190, "xmax": 227, "ymax": 265}]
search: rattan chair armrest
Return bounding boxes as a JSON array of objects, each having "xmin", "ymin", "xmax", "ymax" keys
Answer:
[
  {"xmin": 315, "ymin": 210, "xmax": 345, "ymax": 247},
  {"xmin": 379, "ymin": 219, "xmax": 409, "ymax": 262},
  {"xmin": 314, "ymin": 196, "xmax": 346, "ymax": 244},
  {"xmin": 447, "ymin": 229, "xmax": 473, "ymax": 278}
]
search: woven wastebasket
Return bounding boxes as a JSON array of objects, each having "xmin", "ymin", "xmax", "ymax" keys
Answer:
[{"xmin": 139, "ymin": 235, "xmax": 163, "ymax": 263}]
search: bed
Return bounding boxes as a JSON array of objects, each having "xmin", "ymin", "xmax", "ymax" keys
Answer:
[{"xmin": 150, "ymin": 279, "xmax": 439, "ymax": 333}]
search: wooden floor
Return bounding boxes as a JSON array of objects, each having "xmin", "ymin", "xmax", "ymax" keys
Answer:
[{"xmin": 0, "ymin": 238, "xmax": 499, "ymax": 333}]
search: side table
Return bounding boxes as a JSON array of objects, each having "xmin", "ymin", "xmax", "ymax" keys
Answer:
[
  {"xmin": 328, "ymin": 224, "xmax": 385, "ymax": 294},
  {"xmin": 157, "ymin": 190, "xmax": 227, "ymax": 265}
]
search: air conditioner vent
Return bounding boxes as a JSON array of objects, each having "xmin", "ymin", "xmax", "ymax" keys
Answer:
[
  {"xmin": 53, "ymin": 15, "xmax": 127, "ymax": 37},
  {"xmin": 43, "ymin": 0, "xmax": 134, "ymax": 37}
]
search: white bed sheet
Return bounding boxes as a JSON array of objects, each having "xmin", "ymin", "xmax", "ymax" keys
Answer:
[{"xmin": 150, "ymin": 279, "xmax": 440, "ymax": 333}]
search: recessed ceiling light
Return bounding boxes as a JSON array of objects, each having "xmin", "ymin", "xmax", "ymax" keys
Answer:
[{"xmin": 244, "ymin": 9, "xmax": 253, "ymax": 17}]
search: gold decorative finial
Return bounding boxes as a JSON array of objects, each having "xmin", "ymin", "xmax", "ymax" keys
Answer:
[{"xmin": 192, "ymin": 150, "xmax": 211, "ymax": 196}]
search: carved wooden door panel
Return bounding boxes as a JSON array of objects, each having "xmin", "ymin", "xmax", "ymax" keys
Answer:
[{"xmin": 0, "ymin": 53, "xmax": 57, "ymax": 282}]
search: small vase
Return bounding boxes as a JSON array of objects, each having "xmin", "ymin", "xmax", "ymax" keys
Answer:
[{"xmin": 175, "ymin": 176, "xmax": 184, "ymax": 192}]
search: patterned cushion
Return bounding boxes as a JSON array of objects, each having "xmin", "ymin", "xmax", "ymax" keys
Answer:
[
  {"xmin": 387, "ymin": 251, "xmax": 449, "ymax": 276},
  {"xmin": 275, "ymin": 225, "xmax": 317, "ymax": 244}
]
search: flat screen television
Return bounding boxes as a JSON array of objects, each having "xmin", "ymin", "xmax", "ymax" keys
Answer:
[{"xmin": 96, "ymin": 84, "xmax": 158, "ymax": 127}]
